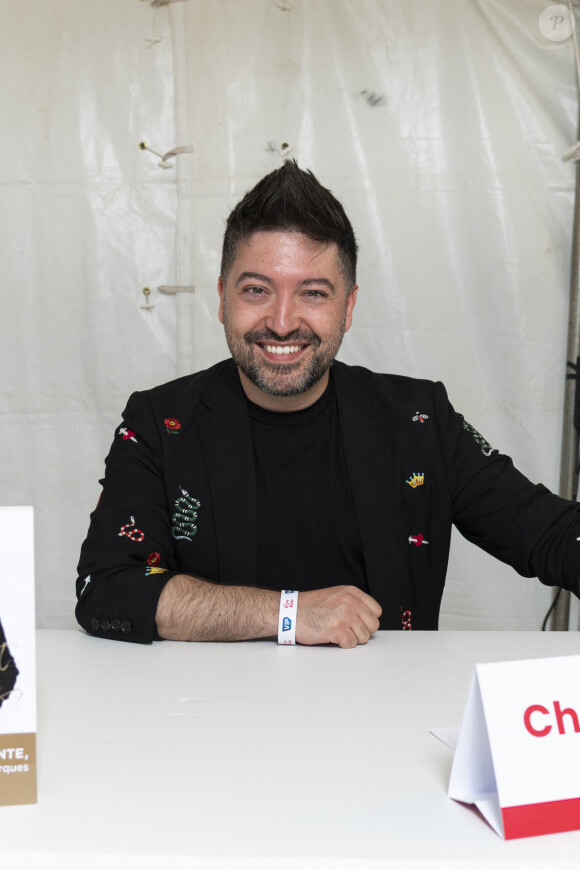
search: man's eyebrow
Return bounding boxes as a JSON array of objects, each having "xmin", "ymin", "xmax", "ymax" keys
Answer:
[
  {"xmin": 299, "ymin": 278, "xmax": 336, "ymax": 292},
  {"xmin": 235, "ymin": 271, "xmax": 273, "ymax": 286}
]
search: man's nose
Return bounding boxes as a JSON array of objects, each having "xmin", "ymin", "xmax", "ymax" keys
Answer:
[{"xmin": 265, "ymin": 294, "xmax": 301, "ymax": 337}]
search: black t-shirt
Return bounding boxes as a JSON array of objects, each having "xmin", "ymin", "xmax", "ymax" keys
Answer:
[{"xmin": 248, "ymin": 374, "xmax": 368, "ymax": 592}]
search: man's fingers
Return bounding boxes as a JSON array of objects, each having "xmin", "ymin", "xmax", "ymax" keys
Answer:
[
  {"xmin": 335, "ymin": 616, "xmax": 374, "ymax": 648},
  {"xmin": 336, "ymin": 630, "xmax": 358, "ymax": 650},
  {"xmin": 359, "ymin": 603, "xmax": 381, "ymax": 636},
  {"xmin": 344, "ymin": 619, "xmax": 371, "ymax": 647},
  {"xmin": 341, "ymin": 586, "xmax": 382, "ymax": 620},
  {"xmin": 336, "ymin": 590, "xmax": 381, "ymax": 636},
  {"xmin": 296, "ymin": 585, "xmax": 382, "ymax": 647}
]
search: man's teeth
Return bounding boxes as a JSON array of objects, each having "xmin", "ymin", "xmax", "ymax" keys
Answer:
[{"xmin": 264, "ymin": 345, "xmax": 302, "ymax": 355}]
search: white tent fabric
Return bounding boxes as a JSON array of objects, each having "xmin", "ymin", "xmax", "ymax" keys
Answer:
[
  {"xmin": 1, "ymin": 0, "xmax": 579, "ymax": 630},
  {"xmin": 1, "ymin": 1, "xmax": 178, "ymax": 626}
]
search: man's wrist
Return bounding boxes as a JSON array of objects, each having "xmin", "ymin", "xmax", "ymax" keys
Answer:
[{"xmin": 277, "ymin": 589, "xmax": 298, "ymax": 645}]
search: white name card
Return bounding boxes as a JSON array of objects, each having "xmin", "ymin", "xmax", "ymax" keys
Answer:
[{"xmin": 448, "ymin": 655, "xmax": 580, "ymax": 840}]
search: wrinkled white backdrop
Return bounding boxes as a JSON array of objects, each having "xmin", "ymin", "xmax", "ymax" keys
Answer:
[{"xmin": 2, "ymin": 0, "xmax": 580, "ymax": 630}]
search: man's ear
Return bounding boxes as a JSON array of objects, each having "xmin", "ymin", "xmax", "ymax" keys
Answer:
[
  {"xmin": 217, "ymin": 276, "xmax": 225, "ymax": 324},
  {"xmin": 344, "ymin": 285, "xmax": 358, "ymax": 333}
]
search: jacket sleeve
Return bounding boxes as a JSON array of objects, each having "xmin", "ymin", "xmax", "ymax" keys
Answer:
[
  {"xmin": 75, "ymin": 391, "xmax": 180, "ymax": 644},
  {"xmin": 434, "ymin": 382, "xmax": 580, "ymax": 594}
]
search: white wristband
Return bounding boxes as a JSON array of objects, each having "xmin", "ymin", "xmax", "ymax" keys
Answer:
[{"xmin": 278, "ymin": 589, "xmax": 298, "ymax": 645}]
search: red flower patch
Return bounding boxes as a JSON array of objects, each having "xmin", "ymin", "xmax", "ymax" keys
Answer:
[
  {"xmin": 164, "ymin": 417, "xmax": 181, "ymax": 434},
  {"xmin": 147, "ymin": 552, "xmax": 161, "ymax": 567}
]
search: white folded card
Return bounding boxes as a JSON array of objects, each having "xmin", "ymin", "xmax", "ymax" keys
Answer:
[
  {"xmin": 0, "ymin": 506, "xmax": 37, "ymax": 806},
  {"xmin": 444, "ymin": 655, "xmax": 580, "ymax": 840}
]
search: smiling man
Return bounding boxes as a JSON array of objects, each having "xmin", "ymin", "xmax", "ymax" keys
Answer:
[{"xmin": 76, "ymin": 161, "xmax": 580, "ymax": 646}]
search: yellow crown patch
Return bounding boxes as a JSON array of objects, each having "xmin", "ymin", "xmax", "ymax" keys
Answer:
[{"xmin": 406, "ymin": 473, "xmax": 424, "ymax": 489}]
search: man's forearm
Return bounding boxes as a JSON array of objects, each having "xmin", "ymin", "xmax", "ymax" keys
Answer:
[
  {"xmin": 156, "ymin": 575, "xmax": 382, "ymax": 647},
  {"xmin": 156, "ymin": 574, "xmax": 279, "ymax": 641}
]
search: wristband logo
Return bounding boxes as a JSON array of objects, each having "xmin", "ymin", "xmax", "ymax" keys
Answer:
[
  {"xmin": 283, "ymin": 599, "xmax": 294, "ymax": 608},
  {"xmin": 282, "ymin": 617, "xmax": 293, "ymax": 632}
]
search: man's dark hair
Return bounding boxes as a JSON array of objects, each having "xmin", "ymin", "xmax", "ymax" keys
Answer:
[{"xmin": 220, "ymin": 160, "xmax": 358, "ymax": 289}]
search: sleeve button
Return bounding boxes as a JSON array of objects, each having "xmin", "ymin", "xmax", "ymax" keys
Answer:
[
  {"xmin": 100, "ymin": 619, "xmax": 111, "ymax": 632},
  {"xmin": 111, "ymin": 619, "xmax": 121, "ymax": 632},
  {"xmin": 120, "ymin": 620, "xmax": 132, "ymax": 634},
  {"xmin": 89, "ymin": 617, "xmax": 100, "ymax": 632}
]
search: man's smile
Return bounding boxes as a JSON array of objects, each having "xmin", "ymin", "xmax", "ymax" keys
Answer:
[{"xmin": 255, "ymin": 341, "xmax": 310, "ymax": 363}]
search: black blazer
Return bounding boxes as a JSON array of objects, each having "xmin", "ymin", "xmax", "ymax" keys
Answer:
[{"xmin": 76, "ymin": 360, "xmax": 580, "ymax": 643}]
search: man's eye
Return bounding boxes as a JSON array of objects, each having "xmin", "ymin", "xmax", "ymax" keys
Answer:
[
  {"xmin": 304, "ymin": 290, "xmax": 327, "ymax": 298},
  {"xmin": 245, "ymin": 286, "xmax": 266, "ymax": 295}
]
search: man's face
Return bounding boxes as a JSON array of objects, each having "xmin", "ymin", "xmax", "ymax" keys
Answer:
[{"xmin": 218, "ymin": 230, "xmax": 358, "ymax": 410}]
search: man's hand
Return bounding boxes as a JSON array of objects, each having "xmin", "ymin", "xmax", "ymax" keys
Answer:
[{"xmin": 296, "ymin": 586, "xmax": 382, "ymax": 649}]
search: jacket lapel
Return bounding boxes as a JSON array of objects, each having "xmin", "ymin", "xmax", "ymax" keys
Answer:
[
  {"xmin": 196, "ymin": 361, "xmax": 258, "ymax": 587},
  {"xmin": 333, "ymin": 363, "xmax": 401, "ymax": 627}
]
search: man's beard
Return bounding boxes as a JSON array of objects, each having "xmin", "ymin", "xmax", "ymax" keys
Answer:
[{"xmin": 222, "ymin": 317, "xmax": 346, "ymax": 397}]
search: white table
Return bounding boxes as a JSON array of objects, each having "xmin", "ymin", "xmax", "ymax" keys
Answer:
[{"xmin": 2, "ymin": 630, "xmax": 580, "ymax": 869}]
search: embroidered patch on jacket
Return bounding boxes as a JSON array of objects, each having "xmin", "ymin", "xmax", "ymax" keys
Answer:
[
  {"xmin": 406, "ymin": 472, "xmax": 424, "ymax": 489},
  {"xmin": 401, "ymin": 609, "xmax": 413, "ymax": 630},
  {"xmin": 145, "ymin": 552, "xmax": 166, "ymax": 574},
  {"xmin": 118, "ymin": 427, "xmax": 137, "ymax": 442},
  {"xmin": 171, "ymin": 486, "xmax": 200, "ymax": 541},
  {"xmin": 118, "ymin": 516, "xmax": 145, "ymax": 542},
  {"xmin": 164, "ymin": 417, "xmax": 181, "ymax": 435},
  {"xmin": 462, "ymin": 421, "xmax": 497, "ymax": 456},
  {"xmin": 408, "ymin": 533, "xmax": 429, "ymax": 547},
  {"xmin": 412, "ymin": 412, "xmax": 429, "ymax": 423}
]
